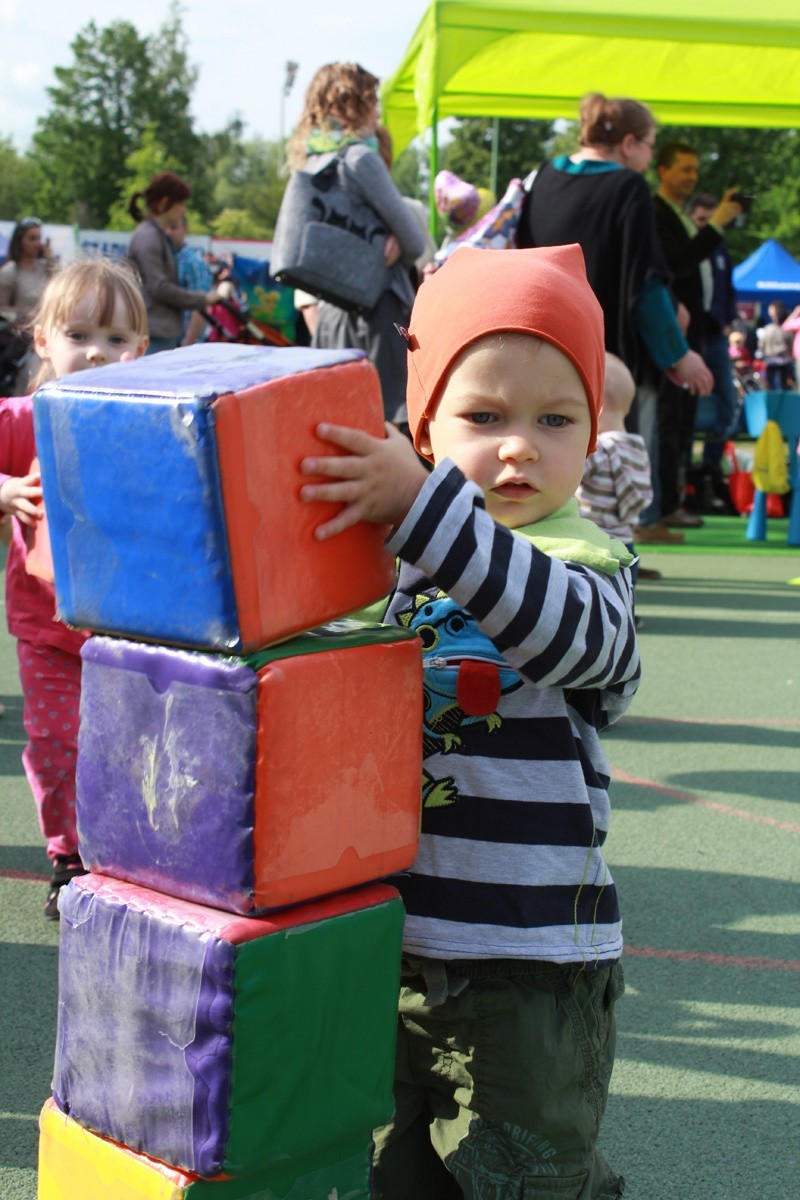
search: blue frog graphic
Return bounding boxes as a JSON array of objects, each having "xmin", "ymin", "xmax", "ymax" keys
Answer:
[{"xmin": 398, "ymin": 592, "xmax": 523, "ymax": 808}]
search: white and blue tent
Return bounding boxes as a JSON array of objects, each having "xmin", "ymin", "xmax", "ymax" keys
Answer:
[{"xmin": 732, "ymin": 239, "xmax": 800, "ymax": 303}]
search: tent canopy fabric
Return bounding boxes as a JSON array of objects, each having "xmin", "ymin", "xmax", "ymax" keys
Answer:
[
  {"xmin": 382, "ymin": 0, "xmax": 800, "ymax": 156},
  {"xmin": 732, "ymin": 239, "xmax": 800, "ymax": 302}
]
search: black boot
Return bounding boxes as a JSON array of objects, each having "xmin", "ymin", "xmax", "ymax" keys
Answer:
[{"xmin": 44, "ymin": 854, "xmax": 87, "ymax": 920}]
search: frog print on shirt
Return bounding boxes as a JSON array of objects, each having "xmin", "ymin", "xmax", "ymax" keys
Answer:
[{"xmin": 397, "ymin": 591, "xmax": 523, "ymax": 808}]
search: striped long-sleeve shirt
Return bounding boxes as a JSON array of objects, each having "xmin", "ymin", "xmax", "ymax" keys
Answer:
[
  {"xmin": 384, "ymin": 460, "xmax": 640, "ymax": 965},
  {"xmin": 577, "ymin": 430, "xmax": 653, "ymax": 544}
]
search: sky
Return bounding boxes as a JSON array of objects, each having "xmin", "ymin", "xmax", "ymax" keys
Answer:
[{"xmin": 0, "ymin": 0, "xmax": 429, "ymax": 153}]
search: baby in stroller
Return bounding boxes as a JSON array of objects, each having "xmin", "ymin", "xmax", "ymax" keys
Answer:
[{"xmin": 204, "ymin": 255, "xmax": 308, "ymax": 348}]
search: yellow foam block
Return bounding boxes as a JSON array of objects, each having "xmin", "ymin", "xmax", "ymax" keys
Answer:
[
  {"xmin": 38, "ymin": 1099, "xmax": 371, "ymax": 1199},
  {"xmin": 38, "ymin": 1099, "xmax": 190, "ymax": 1199}
]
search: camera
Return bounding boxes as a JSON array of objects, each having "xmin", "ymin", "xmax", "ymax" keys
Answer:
[{"xmin": 729, "ymin": 192, "xmax": 754, "ymax": 214}]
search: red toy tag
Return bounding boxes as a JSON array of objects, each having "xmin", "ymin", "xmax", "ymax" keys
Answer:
[{"xmin": 456, "ymin": 660, "xmax": 501, "ymax": 716}]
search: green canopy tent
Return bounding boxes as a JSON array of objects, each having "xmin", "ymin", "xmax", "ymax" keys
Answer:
[{"xmin": 382, "ymin": 0, "xmax": 800, "ymax": 217}]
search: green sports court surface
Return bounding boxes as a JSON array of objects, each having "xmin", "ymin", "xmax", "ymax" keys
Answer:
[{"xmin": 1, "ymin": 526, "xmax": 799, "ymax": 1199}]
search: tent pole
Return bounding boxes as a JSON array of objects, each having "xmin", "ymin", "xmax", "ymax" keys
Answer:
[
  {"xmin": 490, "ymin": 117, "xmax": 500, "ymax": 197},
  {"xmin": 429, "ymin": 105, "xmax": 439, "ymax": 235}
]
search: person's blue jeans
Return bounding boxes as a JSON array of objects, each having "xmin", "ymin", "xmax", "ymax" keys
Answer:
[{"xmin": 701, "ymin": 332, "xmax": 740, "ymax": 469}]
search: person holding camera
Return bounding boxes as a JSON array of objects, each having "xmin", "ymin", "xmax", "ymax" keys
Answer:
[
  {"xmin": 649, "ymin": 143, "xmax": 742, "ymax": 531},
  {"xmin": 688, "ymin": 191, "xmax": 741, "ymax": 474},
  {"xmin": 0, "ymin": 217, "xmax": 55, "ymax": 395}
]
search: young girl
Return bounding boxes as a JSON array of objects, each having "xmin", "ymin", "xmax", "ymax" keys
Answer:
[{"xmin": 0, "ymin": 258, "xmax": 148, "ymax": 918}]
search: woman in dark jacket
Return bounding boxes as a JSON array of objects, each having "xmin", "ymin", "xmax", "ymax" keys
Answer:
[
  {"xmin": 518, "ymin": 92, "xmax": 713, "ymax": 533},
  {"xmin": 518, "ymin": 92, "xmax": 710, "ymax": 394}
]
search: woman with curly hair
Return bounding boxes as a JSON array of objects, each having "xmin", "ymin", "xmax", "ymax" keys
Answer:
[{"xmin": 286, "ymin": 63, "xmax": 425, "ymax": 425}]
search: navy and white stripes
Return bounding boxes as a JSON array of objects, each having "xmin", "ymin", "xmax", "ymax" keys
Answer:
[{"xmin": 385, "ymin": 461, "xmax": 640, "ymax": 964}]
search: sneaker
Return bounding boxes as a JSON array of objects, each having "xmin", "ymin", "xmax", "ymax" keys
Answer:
[
  {"xmin": 637, "ymin": 566, "xmax": 663, "ymax": 581},
  {"xmin": 44, "ymin": 854, "xmax": 87, "ymax": 920},
  {"xmin": 661, "ymin": 508, "xmax": 704, "ymax": 528},
  {"xmin": 636, "ymin": 523, "xmax": 685, "ymax": 545}
]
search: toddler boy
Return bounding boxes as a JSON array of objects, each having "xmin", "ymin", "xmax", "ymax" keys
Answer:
[
  {"xmin": 578, "ymin": 352, "xmax": 653, "ymax": 618},
  {"xmin": 300, "ymin": 245, "xmax": 640, "ymax": 1199}
]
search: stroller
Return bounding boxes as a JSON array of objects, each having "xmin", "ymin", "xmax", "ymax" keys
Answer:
[
  {"xmin": 204, "ymin": 253, "xmax": 310, "ymax": 349},
  {"xmin": 0, "ymin": 316, "xmax": 33, "ymax": 395},
  {"xmin": 204, "ymin": 295, "xmax": 293, "ymax": 348}
]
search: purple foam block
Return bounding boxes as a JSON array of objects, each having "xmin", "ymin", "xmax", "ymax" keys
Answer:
[
  {"xmin": 52, "ymin": 879, "xmax": 234, "ymax": 1174},
  {"xmin": 77, "ymin": 637, "xmax": 257, "ymax": 911}
]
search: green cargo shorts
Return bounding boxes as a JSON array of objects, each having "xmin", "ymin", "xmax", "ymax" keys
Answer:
[{"xmin": 372, "ymin": 956, "xmax": 625, "ymax": 1200}]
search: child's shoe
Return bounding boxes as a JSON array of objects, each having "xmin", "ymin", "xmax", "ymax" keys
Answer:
[{"xmin": 44, "ymin": 854, "xmax": 87, "ymax": 920}]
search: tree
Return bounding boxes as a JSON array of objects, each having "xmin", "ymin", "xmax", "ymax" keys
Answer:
[
  {"xmin": 0, "ymin": 138, "xmax": 41, "ymax": 221},
  {"xmin": 442, "ymin": 118, "xmax": 555, "ymax": 196},
  {"xmin": 105, "ymin": 124, "xmax": 184, "ymax": 231},
  {"xmin": 31, "ymin": 5, "xmax": 200, "ymax": 227},
  {"xmin": 391, "ymin": 142, "xmax": 429, "ymax": 202},
  {"xmin": 206, "ymin": 137, "xmax": 285, "ymax": 239},
  {"xmin": 210, "ymin": 209, "xmax": 268, "ymax": 240}
]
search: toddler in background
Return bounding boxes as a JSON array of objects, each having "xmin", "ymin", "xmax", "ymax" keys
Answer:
[
  {"xmin": 728, "ymin": 329, "xmax": 752, "ymax": 367},
  {"xmin": 300, "ymin": 245, "xmax": 640, "ymax": 1199},
  {"xmin": 0, "ymin": 258, "xmax": 148, "ymax": 917},
  {"xmin": 578, "ymin": 352, "xmax": 653, "ymax": 621}
]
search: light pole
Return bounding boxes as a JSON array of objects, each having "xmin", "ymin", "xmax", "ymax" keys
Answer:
[{"xmin": 279, "ymin": 60, "xmax": 300, "ymax": 172}]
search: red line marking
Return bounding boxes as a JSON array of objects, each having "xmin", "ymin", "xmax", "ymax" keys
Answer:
[
  {"xmin": 0, "ymin": 868, "xmax": 49, "ymax": 883},
  {"xmin": 626, "ymin": 945, "xmax": 800, "ymax": 972},
  {"xmin": 611, "ymin": 768, "xmax": 800, "ymax": 833}
]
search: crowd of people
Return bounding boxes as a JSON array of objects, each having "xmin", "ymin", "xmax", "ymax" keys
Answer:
[{"xmin": 0, "ymin": 63, "xmax": 793, "ymax": 1200}]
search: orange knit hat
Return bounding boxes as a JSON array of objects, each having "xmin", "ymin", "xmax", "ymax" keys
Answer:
[{"xmin": 405, "ymin": 245, "xmax": 605, "ymax": 456}]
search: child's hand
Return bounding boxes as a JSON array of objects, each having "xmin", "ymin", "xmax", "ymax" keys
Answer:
[
  {"xmin": 0, "ymin": 472, "xmax": 43, "ymax": 527},
  {"xmin": 300, "ymin": 422, "xmax": 430, "ymax": 540}
]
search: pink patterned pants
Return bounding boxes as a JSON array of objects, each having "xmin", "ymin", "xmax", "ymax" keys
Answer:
[{"xmin": 16, "ymin": 640, "xmax": 82, "ymax": 863}]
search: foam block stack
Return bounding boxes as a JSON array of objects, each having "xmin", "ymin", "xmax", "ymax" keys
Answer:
[{"xmin": 34, "ymin": 345, "xmax": 422, "ymax": 1199}]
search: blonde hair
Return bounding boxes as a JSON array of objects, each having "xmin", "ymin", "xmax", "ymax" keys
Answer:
[
  {"xmin": 601, "ymin": 353, "xmax": 636, "ymax": 418},
  {"xmin": 31, "ymin": 258, "xmax": 148, "ymax": 387},
  {"xmin": 287, "ymin": 62, "xmax": 379, "ymax": 169}
]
